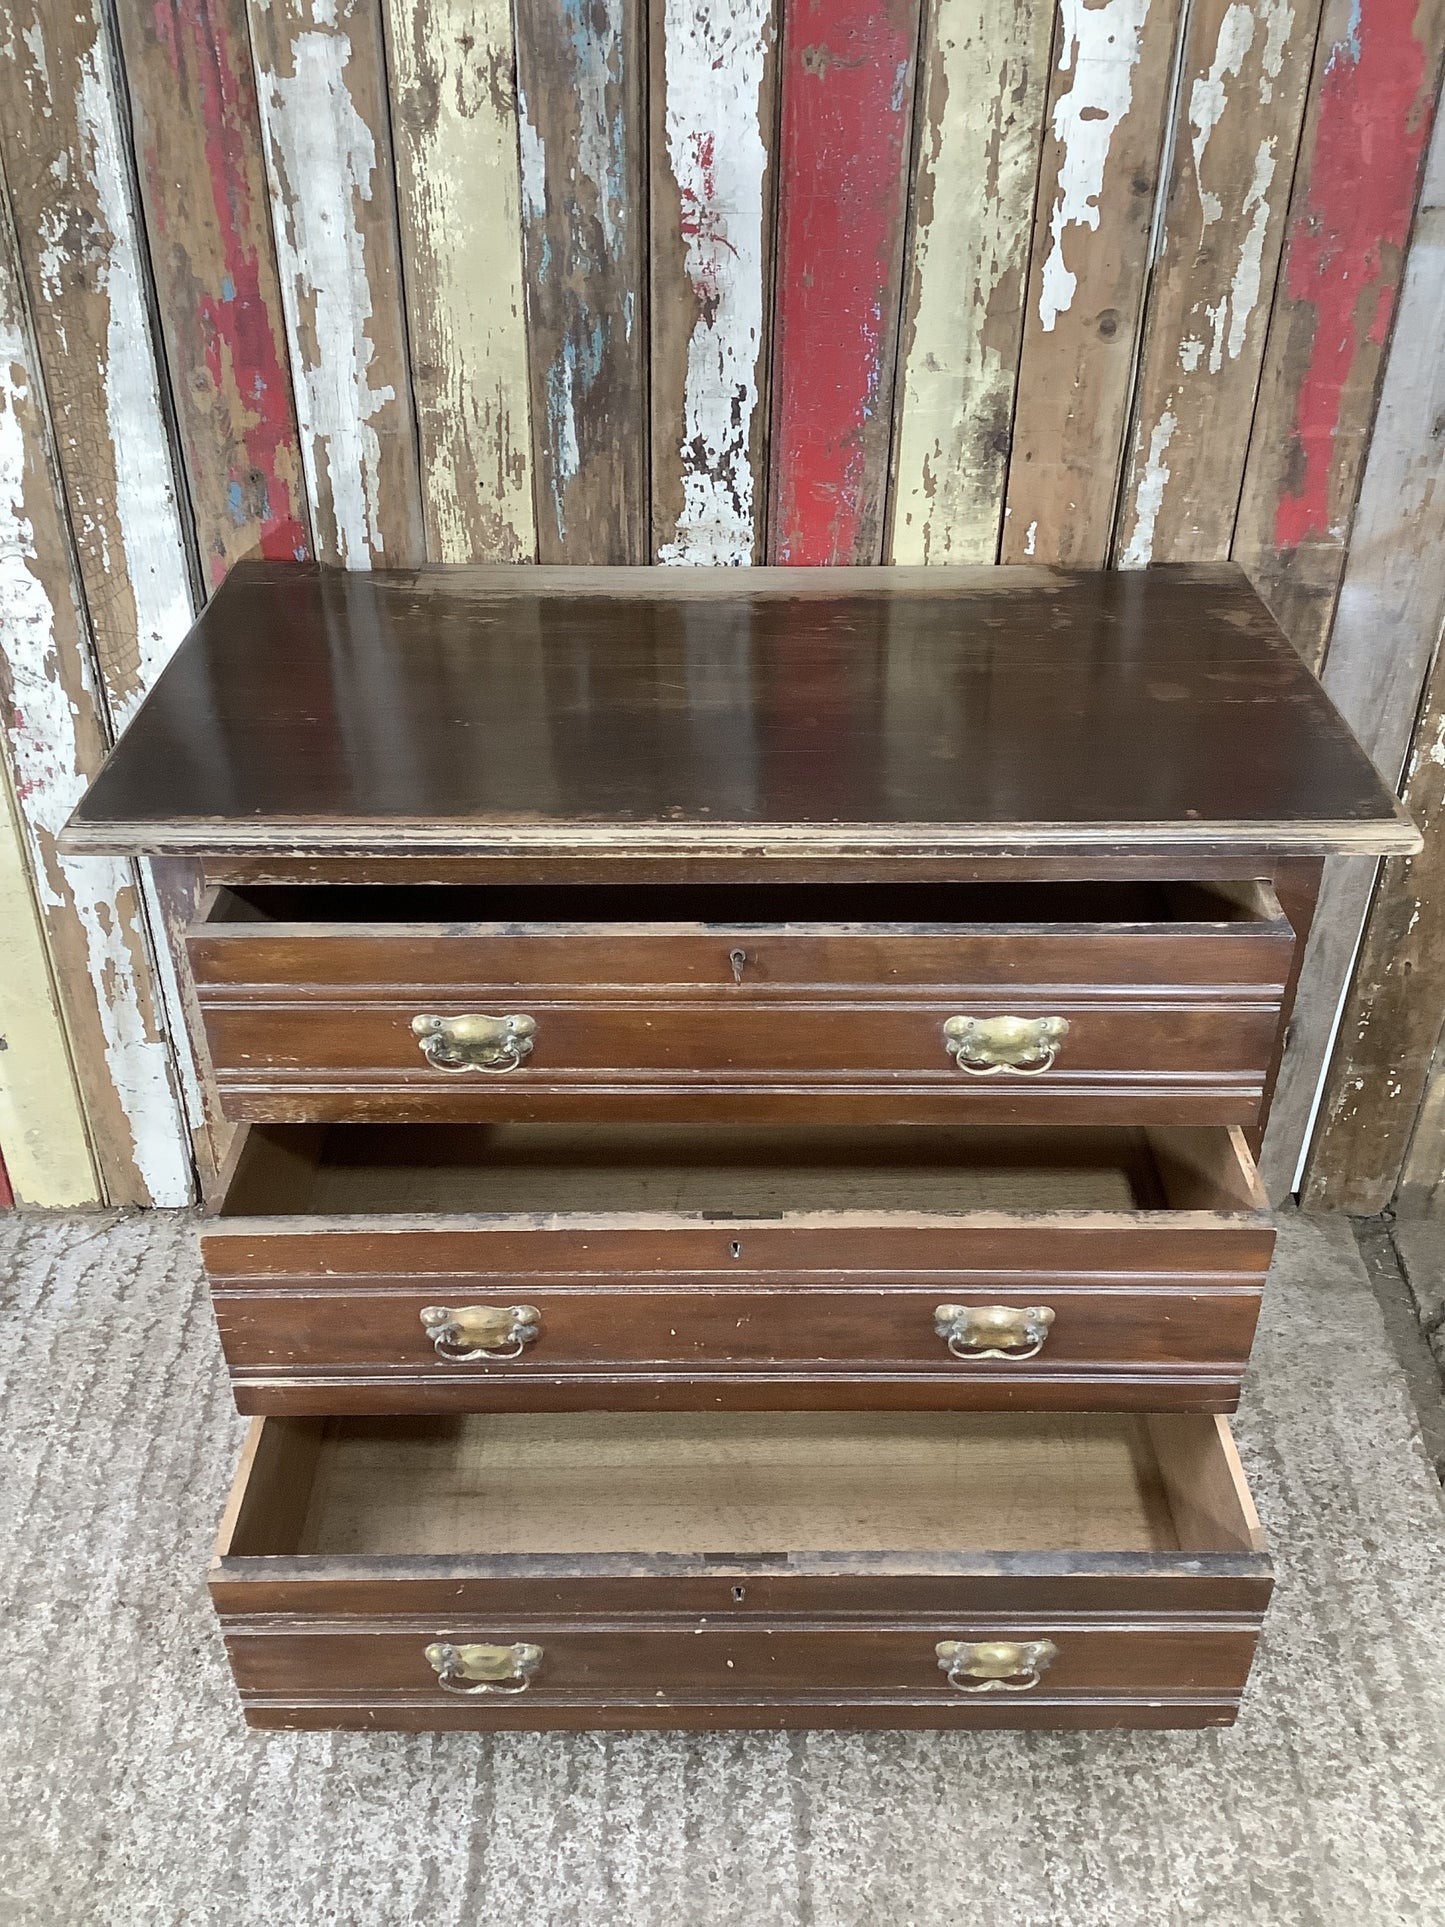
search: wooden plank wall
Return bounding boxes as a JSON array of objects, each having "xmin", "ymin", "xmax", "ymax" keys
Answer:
[{"xmin": 1, "ymin": 0, "xmax": 1444, "ymax": 1207}]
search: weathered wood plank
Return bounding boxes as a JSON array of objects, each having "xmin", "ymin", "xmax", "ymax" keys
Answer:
[
  {"xmin": 1232, "ymin": 0, "xmax": 1445, "ymax": 669},
  {"xmin": 514, "ymin": 0, "xmax": 647, "ymax": 564},
  {"xmin": 1396, "ymin": 1049, "xmax": 1445, "ymax": 1215},
  {"xmin": 650, "ymin": 0, "xmax": 778, "ymax": 565},
  {"xmin": 0, "ymin": 184, "xmax": 192, "ymax": 1206},
  {"xmin": 1000, "ymin": 0, "xmax": 1183, "ymax": 566},
  {"xmin": 1116, "ymin": 0, "xmax": 1322, "ymax": 567},
  {"xmin": 248, "ymin": 0, "xmax": 425, "ymax": 567},
  {"xmin": 888, "ymin": 0, "xmax": 1052, "ymax": 566},
  {"xmin": 384, "ymin": 0, "xmax": 535, "ymax": 563},
  {"xmin": 767, "ymin": 0, "xmax": 924, "ymax": 565},
  {"xmin": 114, "ymin": 0, "xmax": 311, "ymax": 585},
  {"xmin": 0, "ymin": 753, "xmax": 98, "ymax": 1207},
  {"xmin": 1259, "ymin": 108, "xmax": 1445, "ymax": 1200}
]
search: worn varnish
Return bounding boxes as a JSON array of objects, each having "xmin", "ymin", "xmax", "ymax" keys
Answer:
[
  {"xmin": 63, "ymin": 563, "xmax": 1416, "ymax": 858},
  {"xmin": 514, "ymin": 0, "xmax": 647, "ymax": 564},
  {"xmin": 384, "ymin": 0, "xmax": 536, "ymax": 563},
  {"xmin": 767, "ymin": 0, "xmax": 923, "ymax": 565}
]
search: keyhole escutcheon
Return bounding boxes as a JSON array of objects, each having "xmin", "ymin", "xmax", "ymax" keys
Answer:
[{"xmin": 729, "ymin": 948, "xmax": 747, "ymax": 984}]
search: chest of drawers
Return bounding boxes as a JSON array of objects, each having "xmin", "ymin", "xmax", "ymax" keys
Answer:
[{"xmin": 65, "ymin": 560, "xmax": 1416, "ymax": 1732}]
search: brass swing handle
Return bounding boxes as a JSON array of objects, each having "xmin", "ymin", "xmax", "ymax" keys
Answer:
[
  {"xmin": 411, "ymin": 1012, "xmax": 536, "ymax": 1072},
  {"xmin": 934, "ymin": 1303, "xmax": 1055, "ymax": 1361},
  {"xmin": 425, "ymin": 1640, "xmax": 542, "ymax": 1696},
  {"xmin": 420, "ymin": 1304, "xmax": 541, "ymax": 1361},
  {"xmin": 944, "ymin": 1014, "xmax": 1069, "ymax": 1075},
  {"xmin": 936, "ymin": 1639, "xmax": 1058, "ymax": 1693}
]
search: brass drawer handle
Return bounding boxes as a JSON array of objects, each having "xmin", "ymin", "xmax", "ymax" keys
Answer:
[
  {"xmin": 936, "ymin": 1639, "xmax": 1058, "ymax": 1693},
  {"xmin": 420, "ymin": 1303, "xmax": 541, "ymax": 1361},
  {"xmin": 934, "ymin": 1303, "xmax": 1055, "ymax": 1361},
  {"xmin": 425, "ymin": 1640, "xmax": 542, "ymax": 1696},
  {"xmin": 943, "ymin": 1014, "xmax": 1069, "ymax": 1075},
  {"xmin": 411, "ymin": 1012, "xmax": 536, "ymax": 1072}
]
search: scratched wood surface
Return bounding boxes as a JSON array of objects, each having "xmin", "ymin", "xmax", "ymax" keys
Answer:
[
  {"xmin": 767, "ymin": 0, "xmax": 924, "ymax": 565},
  {"xmin": 650, "ymin": 0, "xmax": 779, "ymax": 565},
  {"xmin": 248, "ymin": 0, "xmax": 425, "ymax": 568},
  {"xmin": 1001, "ymin": 0, "xmax": 1182, "ymax": 566},
  {"xmin": 1233, "ymin": 0, "xmax": 1445, "ymax": 670},
  {"xmin": 115, "ymin": 0, "xmax": 310, "ymax": 585},
  {"xmin": 384, "ymin": 0, "xmax": 536, "ymax": 563},
  {"xmin": 514, "ymin": 0, "xmax": 647, "ymax": 564},
  {"xmin": 1258, "ymin": 106, "xmax": 1445, "ymax": 1201},
  {"xmin": 889, "ymin": 0, "xmax": 1053, "ymax": 566},
  {"xmin": 1115, "ymin": 0, "xmax": 1322, "ymax": 568},
  {"xmin": 0, "ymin": 184, "xmax": 190, "ymax": 1208}
]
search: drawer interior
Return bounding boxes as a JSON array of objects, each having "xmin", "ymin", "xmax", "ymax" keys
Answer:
[
  {"xmin": 207, "ymin": 878, "xmax": 1280, "ymax": 929},
  {"xmin": 218, "ymin": 1122, "xmax": 1265, "ymax": 1218},
  {"xmin": 223, "ymin": 1411, "xmax": 1263, "ymax": 1559}
]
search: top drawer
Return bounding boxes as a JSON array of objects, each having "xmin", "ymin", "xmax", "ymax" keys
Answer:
[{"xmin": 188, "ymin": 879, "xmax": 1293, "ymax": 1127}]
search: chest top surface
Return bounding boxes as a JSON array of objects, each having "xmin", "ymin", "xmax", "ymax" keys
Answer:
[{"xmin": 62, "ymin": 561, "xmax": 1416, "ymax": 860}]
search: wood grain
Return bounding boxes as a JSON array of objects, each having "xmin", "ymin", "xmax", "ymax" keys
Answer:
[
  {"xmin": 1001, "ymin": 0, "xmax": 1182, "ymax": 565},
  {"xmin": 650, "ymin": 0, "xmax": 778, "ymax": 564},
  {"xmin": 767, "ymin": 0, "xmax": 923, "ymax": 564},
  {"xmin": 383, "ymin": 0, "xmax": 535, "ymax": 562},
  {"xmin": 1258, "ymin": 110, "xmax": 1445, "ymax": 1198},
  {"xmin": 1115, "ymin": 0, "xmax": 1322, "ymax": 567},
  {"xmin": 1232, "ymin": 0, "xmax": 1445, "ymax": 668},
  {"xmin": 514, "ymin": 0, "xmax": 647, "ymax": 563},
  {"xmin": 247, "ymin": 0, "xmax": 424, "ymax": 567},
  {"xmin": 114, "ymin": 0, "xmax": 311, "ymax": 584},
  {"xmin": 889, "ymin": 0, "xmax": 1053, "ymax": 565},
  {"xmin": 0, "ymin": 184, "xmax": 190, "ymax": 1205}
]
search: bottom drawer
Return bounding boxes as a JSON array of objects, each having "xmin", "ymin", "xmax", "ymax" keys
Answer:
[{"xmin": 211, "ymin": 1408, "xmax": 1271, "ymax": 1731}]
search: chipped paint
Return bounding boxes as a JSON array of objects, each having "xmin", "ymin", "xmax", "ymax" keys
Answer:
[
  {"xmin": 1038, "ymin": 0, "xmax": 1151, "ymax": 332},
  {"xmin": 890, "ymin": 0, "xmax": 1053, "ymax": 564},
  {"xmin": 768, "ymin": 0, "xmax": 922, "ymax": 564},
  {"xmin": 387, "ymin": 0, "xmax": 535, "ymax": 563},
  {"xmin": 656, "ymin": 0, "xmax": 771, "ymax": 565},
  {"xmin": 0, "ymin": 314, "xmax": 191, "ymax": 1205},
  {"xmin": 1119, "ymin": 409, "xmax": 1176, "ymax": 565},
  {"xmin": 252, "ymin": 3, "xmax": 397, "ymax": 566}
]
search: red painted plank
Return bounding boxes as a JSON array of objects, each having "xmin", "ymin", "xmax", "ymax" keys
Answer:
[
  {"xmin": 767, "ymin": 0, "xmax": 922, "ymax": 565},
  {"xmin": 0, "ymin": 1145, "xmax": 12, "ymax": 1211}
]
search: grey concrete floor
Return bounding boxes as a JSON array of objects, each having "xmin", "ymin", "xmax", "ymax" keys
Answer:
[{"xmin": 2, "ymin": 1209, "xmax": 1444, "ymax": 1927}]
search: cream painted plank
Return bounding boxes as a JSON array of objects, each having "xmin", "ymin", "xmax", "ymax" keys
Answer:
[
  {"xmin": 249, "ymin": 0, "xmax": 425, "ymax": 567},
  {"xmin": 0, "ymin": 755, "xmax": 97, "ymax": 1207},
  {"xmin": 1001, "ymin": 0, "xmax": 1182, "ymax": 565},
  {"xmin": 650, "ymin": 0, "xmax": 778, "ymax": 565},
  {"xmin": 384, "ymin": 0, "xmax": 535, "ymax": 562},
  {"xmin": 1116, "ymin": 0, "xmax": 1322, "ymax": 567},
  {"xmin": 889, "ymin": 0, "xmax": 1053, "ymax": 565}
]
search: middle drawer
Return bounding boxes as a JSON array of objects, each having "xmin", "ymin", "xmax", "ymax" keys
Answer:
[{"xmin": 204, "ymin": 1121, "xmax": 1274, "ymax": 1415}]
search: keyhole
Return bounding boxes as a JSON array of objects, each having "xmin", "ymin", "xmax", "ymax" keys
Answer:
[
  {"xmin": 729, "ymin": 947, "xmax": 747, "ymax": 984},
  {"xmin": 732, "ymin": 1586, "xmax": 747, "ymax": 1603},
  {"xmin": 730, "ymin": 1241, "xmax": 742, "ymax": 1259}
]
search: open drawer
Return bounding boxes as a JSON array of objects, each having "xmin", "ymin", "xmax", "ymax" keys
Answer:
[
  {"xmin": 187, "ymin": 878, "xmax": 1294, "ymax": 1127},
  {"xmin": 203, "ymin": 1121, "xmax": 1274, "ymax": 1413},
  {"xmin": 210, "ymin": 1408, "xmax": 1272, "ymax": 1731}
]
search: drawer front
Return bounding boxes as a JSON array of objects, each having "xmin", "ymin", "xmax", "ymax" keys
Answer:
[
  {"xmin": 190, "ymin": 905, "xmax": 1293, "ymax": 1126},
  {"xmin": 210, "ymin": 1279, "xmax": 1265, "ymax": 1413}
]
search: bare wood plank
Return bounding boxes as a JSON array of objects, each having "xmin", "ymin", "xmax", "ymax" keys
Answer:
[
  {"xmin": 1000, "ymin": 0, "xmax": 1182, "ymax": 566},
  {"xmin": 0, "ymin": 184, "xmax": 192, "ymax": 1206},
  {"xmin": 248, "ymin": 0, "xmax": 425, "ymax": 567},
  {"xmin": 1115, "ymin": 0, "xmax": 1323, "ymax": 567},
  {"xmin": 1259, "ymin": 109, "xmax": 1445, "ymax": 1198},
  {"xmin": 384, "ymin": 0, "xmax": 535, "ymax": 562},
  {"xmin": 889, "ymin": 0, "xmax": 1053, "ymax": 566},
  {"xmin": 1232, "ymin": 0, "xmax": 1445, "ymax": 669},
  {"xmin": 514, "ymin": 0, "xmax": 647, "ymax": 564},
  {"xmin": 1396, "ymin": 1045, "xmax": 1445, "ymax": 1215},
  {"xmin": 650, "ymin": 0, "xmax": 779, "ymax": 565},
  {"xmin": 766, "ymin": 0, "xmax": 924, "ymax": 565},
  {"xmin": 114, "ymin": 0, "xmax": 311, "ymax": 585},
  {"xmin": 0, "ymin": 754, "xmax": 98, "ymax": 1206}
]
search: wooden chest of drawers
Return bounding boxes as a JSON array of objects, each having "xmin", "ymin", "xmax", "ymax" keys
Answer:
[{"xmin": 64, "ymin": 560, "xmax": 1417, "ymax": 1732}]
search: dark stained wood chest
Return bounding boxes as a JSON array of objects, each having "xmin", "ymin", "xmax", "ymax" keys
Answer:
[{"xmin": 64, "ymin": 560, "xmax": 1416, "ymax": 1731}]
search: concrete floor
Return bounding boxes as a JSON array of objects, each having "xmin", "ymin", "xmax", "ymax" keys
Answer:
[{"xmin": 2, "ymin": 1210, "xmax": 1444, "ymax": 1927}]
